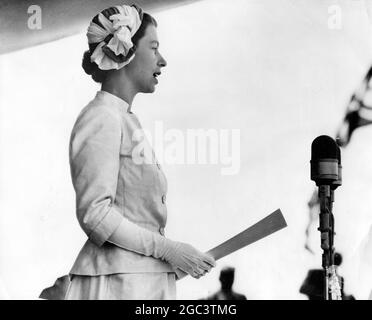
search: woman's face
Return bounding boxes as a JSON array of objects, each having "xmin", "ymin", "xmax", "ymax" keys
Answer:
[{"xmin": 125, "ymin": 24, "xmax": 167, "ymax": 94}]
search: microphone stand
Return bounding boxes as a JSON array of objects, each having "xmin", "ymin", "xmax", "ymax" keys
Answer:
[
  {"xmin": 311, "ymin": 135, "xmax": 342, "ymax": 300},
  {"xmin": 318, "ymin": 185, "xmax": 336, "ymax": 300}
]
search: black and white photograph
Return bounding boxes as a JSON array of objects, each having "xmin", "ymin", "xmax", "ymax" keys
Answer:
[{"xmin": 1, "ymin": 0, "xmax": 372, "ymax": 302}]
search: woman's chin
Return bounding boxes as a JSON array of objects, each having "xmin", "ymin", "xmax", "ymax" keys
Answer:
[{"xmin": 147, "ymin": 83, "xmax": 157, "ymax": 93}]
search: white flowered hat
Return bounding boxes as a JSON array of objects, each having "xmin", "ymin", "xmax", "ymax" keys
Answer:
[{"xmin": 86, "ymin": 4, "xmax": 144, "ymax": 70}]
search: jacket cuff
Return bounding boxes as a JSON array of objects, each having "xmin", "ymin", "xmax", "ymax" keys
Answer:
[{"xmin": 88, "ymin": 207, "xmax": 123, "ymax": 247}]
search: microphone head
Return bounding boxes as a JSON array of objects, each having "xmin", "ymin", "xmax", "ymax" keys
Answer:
[
  {"xmin": 311, "ymin": 135, "xmax": 338, "ymax": 161},
  {"xmin": 310, "ymin": 135, "xmax": 339, "ymax": 186}
]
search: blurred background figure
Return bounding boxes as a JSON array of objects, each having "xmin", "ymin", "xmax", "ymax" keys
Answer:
[
  {"xmin": 299, "ymin": 268, "xmax": 324, "ymax": 300},
  {"xmin": 206, "ymin": 267, "xmax": 247, "ymax": 300},
  {"xmin": 300, "ymin": 252, "xmax": 355, "ymax": 300}
]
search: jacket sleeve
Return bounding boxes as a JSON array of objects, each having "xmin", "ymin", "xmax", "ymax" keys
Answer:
[{"xmin": 69, "ymin": 107, "xmax": 124, "ymax": 247}]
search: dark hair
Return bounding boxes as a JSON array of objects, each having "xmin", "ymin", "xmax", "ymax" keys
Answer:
[
  {"xmin": 82, "ymin": 7, "xmax": 157, "ymax": 83},
  {"xmin": 220, "ymin": 267, "xmax": 235, "ymax": 277}
]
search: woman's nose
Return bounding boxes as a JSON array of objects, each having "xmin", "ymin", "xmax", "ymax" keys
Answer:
[{"xmin": 158, "ymin": 53, "xmax": 167, "ymax": 67}]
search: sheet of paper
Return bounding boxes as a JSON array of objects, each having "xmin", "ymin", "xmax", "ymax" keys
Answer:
[{"xmin": 176, "ymin": 209, "xmax": 287, "ymax": 280}]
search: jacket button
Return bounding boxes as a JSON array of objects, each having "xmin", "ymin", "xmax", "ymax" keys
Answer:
[
  {"xmin": 159, "ymin": 227, "xmax": 165, "ymax": 235},
  {"xmin": 161, "ymin": 195, "xmax": 166, "ymax": 204}
]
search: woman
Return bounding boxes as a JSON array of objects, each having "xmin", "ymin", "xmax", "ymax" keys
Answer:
[{"xmin": 64, "ymin": 4, "xmax": 215, "ymax": 300}]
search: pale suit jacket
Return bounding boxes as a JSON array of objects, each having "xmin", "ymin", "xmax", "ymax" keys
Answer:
[{"xmin": 69, "ymin": 90, "xmax": 173, "ymax": 275}]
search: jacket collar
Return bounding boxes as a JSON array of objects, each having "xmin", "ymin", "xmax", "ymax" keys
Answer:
[{"xmin": 96, "ymin": 90, "xmax": 133, "ymax": 114}]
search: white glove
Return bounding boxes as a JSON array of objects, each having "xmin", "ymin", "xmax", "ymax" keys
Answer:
[
  {"xmin": 108, "ymin": 218, "xmax": 216, "ymax": 278},
  {"xmin": 159, "ymin": 239, "xmax": 215, "ymax": 279}
]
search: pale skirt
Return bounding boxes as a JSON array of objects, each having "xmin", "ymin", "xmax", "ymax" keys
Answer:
[{"xmin": 64, "ymin": 272, "xmax": 176, "ymax": 300}]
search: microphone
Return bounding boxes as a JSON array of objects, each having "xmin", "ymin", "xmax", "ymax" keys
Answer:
[
  {"xmin": 310, "ymin": 135, "xmax": 343, "ymax": 300},
  {"xmin": 310, "ymin": 135, "xmax": 341, "ymax": 187}
]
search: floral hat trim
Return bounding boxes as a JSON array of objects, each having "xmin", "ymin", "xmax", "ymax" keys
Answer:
[{"xmin": 87, "ymin": 4, "xmax": 143, "ymax": 70}]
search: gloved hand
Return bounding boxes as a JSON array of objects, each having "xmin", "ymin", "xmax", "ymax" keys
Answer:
[
  {"xmin": 108, "ymin": 218, "xmax": 216, "ymax": 279},
  {"xmin": 157, "ymin": 239, "xmax": 216, "ymax": 279}
]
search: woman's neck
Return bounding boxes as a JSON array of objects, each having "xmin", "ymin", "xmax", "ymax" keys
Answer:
[{"xmin": 101, "ymin": 75, "xmax": 137, "ymax": 111}]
